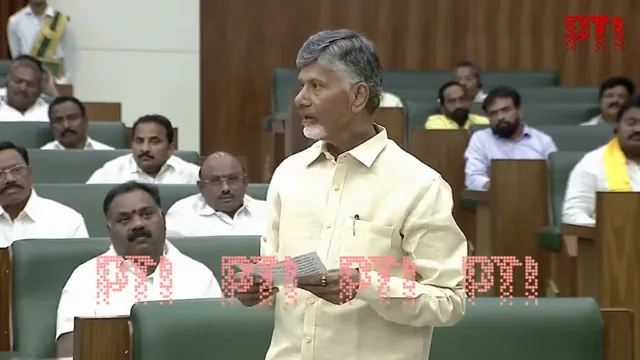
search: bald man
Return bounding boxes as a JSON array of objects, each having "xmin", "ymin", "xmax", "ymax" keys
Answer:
[{"xmin": 164, "ymin": 152, "xmax": 268, "ymax": 237}]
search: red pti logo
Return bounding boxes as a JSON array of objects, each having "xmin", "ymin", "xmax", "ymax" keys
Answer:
[
  {"xmin": 96, "ymin": 255, "xmax": 174, "ymax": 305},
  {"xmin": 221, "ymin": 255, "xmax": 419, "ymax": 306},
  {"xmin": 565, "ymin": 15, "xmax": 624, "ymax": 52},
  {"xmin": 94, "ymin": 255, "xmax": 539, "ymax": 307},
  {"xmin": 464, "ymin": 256, "xmax": 538, "ymax": 306}
]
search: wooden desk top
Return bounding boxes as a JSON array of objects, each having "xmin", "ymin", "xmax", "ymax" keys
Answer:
[
  {"xmin": 460, "ymin": 189, "xmax": 489, "ymax": 202},
  {"xmin": 561, "ymin": 223, "xmax": 596, "ymax": 239}
]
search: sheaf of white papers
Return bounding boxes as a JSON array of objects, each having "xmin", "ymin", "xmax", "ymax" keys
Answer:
[{"xmin": 247, "ymin": 252, "xmax": 327, "ymax": 285}]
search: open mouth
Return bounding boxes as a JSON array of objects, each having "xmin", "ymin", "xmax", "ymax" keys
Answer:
[{"xmin": 302, "ymin": 116, "xmax": 316, "ymax": 124}]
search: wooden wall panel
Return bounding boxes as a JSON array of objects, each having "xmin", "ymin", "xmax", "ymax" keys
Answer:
[
  {"xmin": 0, "ymin": 0, "xmax": 28, "ymax": 59},
  {"xmin": 200, "ymin": 0, "xmax": 639, "ymax": 179}
]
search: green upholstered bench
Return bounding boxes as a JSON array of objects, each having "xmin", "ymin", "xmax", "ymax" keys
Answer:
[
  {"xmin": 29, "ymin": 149, "xmax": 200, "ymax": 183},
  {"xmin": 130, "ymin": 298, "xmax": 602, "ymax": 360},
  {"xmin": 10, "ymin": 238, "xmax": 111, "ymax": 358},
  {"xmin": 131, "ymin": 299, "xmax": 274, "ymax": 360},
  {"xmin": 0, "ymin": 121, "xmax": 127, "ymax": 148},
  {"xmin": 430, "ymin": 297, "xmax": 603, "ymax": 360},
  {"xmin": 171, "ymin": 235, "xmax": 260, "ymax": 280}
]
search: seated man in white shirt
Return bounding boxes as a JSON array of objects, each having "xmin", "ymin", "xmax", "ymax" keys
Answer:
[
  {"xmin": 86, "ymin": 114, "xmax": 199, "ymax": 184},
  {"xmin": 0, "ymin": 55, "xmax": 59, "ymax": 121},
  {"xmin": 0, "ymin": 141, "xmax": 88, "ymax": 247},
  {"xmin": 166, "ymin": 152, "xmax": 267, "ymax": 236},
  {"xmin": 55, "ymin": 181, "xmax": 222, "ymax": 357},
  {"xmin": 455, "ymin": 60, "xmax": 487, "ymax": 103},
  {"xmin": 41, "ymin": 96, "xmax": 114, "ymax": 150},
  {"xmin": 563, "ymin": 96, "xmax": 640, "ymax": 225},
  {"xmin": 581, "ymin": 76, "xmax": 635, "ymax": 126},
  {"xmin": 464, "ymin": 86, "xmax": 558, "ymax": 190}
]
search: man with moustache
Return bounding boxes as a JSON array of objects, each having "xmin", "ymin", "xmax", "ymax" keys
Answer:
[
  {"xmin": 0, "ymin": 141, "xmax": 88, "ymax": 247},
  {"xmin": 165, "ymin": 152, "xmax": 267, "ymax": 236},
  {"xmin": 0, "ymin": 55, "xmax": 59, "ymax": 121},
  {"xmin": 581, "ymin": 76, "xmax": 636, "ymax": 126},
  {"xmin": 464, "ymin": 86, "xmax": 557, "ymax": 191},
  {"xmin": 87, "ymin": 114, "xmax": 199, "ymax": 184},
  {"xmin": 41, "ymin": 96, "xmax": 114, "ymax": 150},
  {"xmin": 233, "ymin": 30, "xmax": 466, "ymax": 360},
  {"xmin": 425, "ymin": 81, "xmax": 489, "ymax": 129},
  {"xmin": 563, "ymin": 96, "xmax": 640, "ymax": 225},
  {"xmin": 55, "ymin": 181, "xmax": 222, "ymax": 357}
]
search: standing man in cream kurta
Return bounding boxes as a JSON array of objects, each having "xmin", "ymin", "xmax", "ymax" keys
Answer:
[
  {"xmin": 7, "ymin": 0, "xmax": 75, "ymax": 84},
  {"xmin": 234, "ymin": 30, "xmax": 467, "ymax": 360}
]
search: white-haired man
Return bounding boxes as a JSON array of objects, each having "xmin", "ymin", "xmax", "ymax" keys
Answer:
[{"xmin": 234, "ymin": 29, "xmax": 467, "ymax": 360}]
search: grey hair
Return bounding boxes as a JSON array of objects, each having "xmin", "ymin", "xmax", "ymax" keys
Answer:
[{"xmin": 296, "ymin": 29, "xmax": 383, "ymax": 114}]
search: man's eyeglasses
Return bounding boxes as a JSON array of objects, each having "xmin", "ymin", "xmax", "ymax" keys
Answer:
[
  {"xmin": 201, "ymin": 174, "xmax": 245, "ymax": 187},
  {"xmin": 0, "ymin": 164, "xmax": 28, "ymax": 181}
]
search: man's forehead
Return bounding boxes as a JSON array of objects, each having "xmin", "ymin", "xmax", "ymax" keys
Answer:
[
  {"xmin": 621, "ymin": 108, "xmax": 640, "ymax": 120},
  {"xmin": 297, "ymin": 63, "xmax": 335, "ymax": 82},
  {"xmin": 203, "ymin": 162, "xmax": 243, "ymax": 177},
  {"xmin": 111, "ymin": 191, "xmax": 157, "ymax": 210},
  {"xmin": 111, "ymin": 203, "xmax": 158, "ymax": 217},
  {"xmin": 135, "ymin": 123, "xmax": 165, "ymax": 136},
  {"xmin": 11, "ymin": 65, "xmax": 39, "ymax": 79},
  {"xmin": 444, "ymin": 86, "xmax": 465, "ymax": 97},
  {"xmin": 0, "ymin": 150, "xmax": 25, "ymax": 165},
  {"xmin": 488, "ymin": 98, "xmax": 513, "ymax": 109},
  {"xmin": 605, "ymin": 86, "xmax": 627, "ymax": 94},
  {"xmin": 51, "ymin": 104, "xmax": 79, "ymax": 116}
]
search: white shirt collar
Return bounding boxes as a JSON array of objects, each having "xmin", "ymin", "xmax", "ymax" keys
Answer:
[
  {"xmin": 25, "ymin": 5, "xmax": 56, "ymax": 17},
  {"xmin": 50, "ymin": 137, "xmax": 101, "ymax": 150},
  {"xmin": 105, "ymin": 240, "xmax": 175, "ymax": 278},
  {"xmin": 106, "ymin": 240, "xmax": 173, "ymax": 257},
  {"xmin": 473, "ymin": 90, "xmax": 488, "ymax": 103},
  {"xmin": 580, "ymin": 114, "xmax": 610, "ymax": 126},
  {"xmin": 196, "ymin": 194, "xmax": 257, "ymax": 217},
  {"xmin": 0, "ymin": 189, "xmax": 43, "ymax": 222}
]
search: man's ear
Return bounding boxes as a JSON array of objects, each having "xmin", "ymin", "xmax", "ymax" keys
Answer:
[{"xmin": 350, "ymin": 83, "xmax": 369, "ymax": 113}]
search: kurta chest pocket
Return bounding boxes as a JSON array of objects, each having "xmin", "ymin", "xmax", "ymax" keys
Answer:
[{"xmin": 339, "ymin": 219, "xmax": 396, "ymax": 257}]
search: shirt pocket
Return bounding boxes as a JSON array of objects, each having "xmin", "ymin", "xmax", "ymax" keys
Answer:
[{"xmin": 340, "ymin": 219, "xmax": 396, "ymax": 258}]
